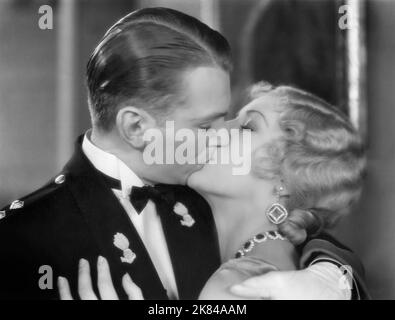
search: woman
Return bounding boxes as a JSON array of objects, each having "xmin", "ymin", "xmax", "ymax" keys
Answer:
[
  {"xmin": 58, "ymin": 82, "xmax": 366, "ymax": 299},
  {"xmin": 191, "ymin": 82, "xmax": 366, "ymax": 299}
]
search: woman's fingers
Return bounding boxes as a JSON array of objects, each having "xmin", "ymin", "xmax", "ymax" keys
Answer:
[
  {"xmin": 60, "ymin": 257, "xmax": 122, "ymax": 300},
  {"xmin": 97, "ymin": 256, "xmax": 119, "ymax": 300},
  {"xmin": 78, "ymin": 258, "xmax": 98, "ymax": 300},
  {"xmin": 58, "ymin": 276, "xmax": 73, "ymax": 300},
  {"xmin": 122, "ymin": 273, "xmax": 144, "ymax": 300}
]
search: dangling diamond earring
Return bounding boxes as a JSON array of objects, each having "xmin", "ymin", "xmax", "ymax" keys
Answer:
[{"xmin": 266, "ymin": 185, "xmax": 288, "ymax": 225}]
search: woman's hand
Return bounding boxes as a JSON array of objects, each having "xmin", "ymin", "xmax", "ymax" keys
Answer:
[
  {"xmin": 58, "ymin": 256, "xmax": 144, "ymax": 300},
  {"xmin": 230, "ymin": 263, "xmax": 351, "ymax": 300}
]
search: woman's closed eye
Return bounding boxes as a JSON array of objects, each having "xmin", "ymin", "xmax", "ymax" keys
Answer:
[
  {"xmin": 240, "ymin": 118, "xmax": 256, "ymax": 132},
  {"xmin": 239, "ymin": 110, "xmax": 269, "ymax": 132},
  {"xmin": 199, "ymin": 123, "xmax": 212, "ymax": 130}
]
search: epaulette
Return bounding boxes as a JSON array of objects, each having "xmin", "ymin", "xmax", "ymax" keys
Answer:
[{"xmin": 0, "ymin": 173, "xmax": 67, "ymax": 221}]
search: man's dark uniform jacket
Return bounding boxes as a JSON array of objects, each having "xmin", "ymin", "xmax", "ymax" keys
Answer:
[{"xmin": 0, "ymin": 137, "xmax": 369, "ymax": 299}]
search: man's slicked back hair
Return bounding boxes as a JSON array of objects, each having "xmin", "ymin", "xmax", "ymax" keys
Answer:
[{"xmin": 87, "ymin": 7, "xmax": 232, "ymax": 131}]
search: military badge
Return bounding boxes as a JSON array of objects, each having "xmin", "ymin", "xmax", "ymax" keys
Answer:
[
  {"xmin": 10, "ymin": 200, "xmax": 24, "ymax": 210},
  {"xmin": 173, "ymin": 202, "xmax": 195, "ymax": 227},
  {"xmin": 113, "ymin": 232, "xmax": 136, "ymax": 264}
]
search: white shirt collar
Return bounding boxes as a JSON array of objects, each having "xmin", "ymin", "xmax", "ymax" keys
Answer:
[{"xmin": 82, "ymin": 131, "xmax": 144, "ymax": 198}]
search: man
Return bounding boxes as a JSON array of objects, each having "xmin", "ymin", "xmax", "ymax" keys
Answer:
[{"xmin": 0, "ymin": 7, "xmax": 368, "ymax": 299}]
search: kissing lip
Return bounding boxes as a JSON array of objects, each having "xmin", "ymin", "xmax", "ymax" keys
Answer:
[
  {"xmin": 184, "ymin": 146, "xmax": 220, "ymax": 185},
  {"xmin": 184, "ymin": 163, "xmax": 205, "ymax": 185}
]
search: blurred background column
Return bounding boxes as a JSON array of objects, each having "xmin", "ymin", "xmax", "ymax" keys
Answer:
[
  {"xmin": 346, "ymin": 0, "xmax": 367, "ymax": 139},
  {"xmin": 56, "ymin": 0, "xmax": 77, "ymax": 167},
  {"xmin": 200, "ymin": 0, "xmax": 220, "ymax": 31}
]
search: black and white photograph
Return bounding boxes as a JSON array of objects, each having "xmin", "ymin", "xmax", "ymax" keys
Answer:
[{"xmin": 0, "ymin": 0, "xmax": 393, "ymax": 304}]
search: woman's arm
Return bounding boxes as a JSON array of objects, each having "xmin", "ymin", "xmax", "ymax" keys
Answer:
[
  {"xmin": 199, "ymin": 257, "xmax": 278, "ymax": 300},
  {"xmin": 199, "ymin": 268, "xmax": 249, "ymax": 300},
  {"xmin": 230, "ymin": 235, "xmax": 369, "ymax": 300}
]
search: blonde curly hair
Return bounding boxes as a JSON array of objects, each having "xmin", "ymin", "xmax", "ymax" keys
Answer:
[{"xmin": 250, "ymin": 82, "xmax": 367, "ymax": 244}]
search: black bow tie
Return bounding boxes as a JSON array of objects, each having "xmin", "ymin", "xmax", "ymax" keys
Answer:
[
  {"xmin": 129, "ymin": 185, "xmax": 174, "ymax": 214},
  {"xmin": 98, "ymin": 170, "xmax": 175, "ymax": 214}
]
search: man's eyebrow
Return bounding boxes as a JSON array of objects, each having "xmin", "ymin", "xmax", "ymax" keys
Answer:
[{"xmin": 199, "ymin": 111, "xmax": 228, "ymax": 122}]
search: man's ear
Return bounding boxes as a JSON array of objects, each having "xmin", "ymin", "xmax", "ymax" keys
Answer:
[{"xmin": 116, "ymin": 106, "xmax": 156, "ymax": 149}]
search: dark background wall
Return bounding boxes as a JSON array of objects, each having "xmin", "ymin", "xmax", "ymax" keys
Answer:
[
  {"xmin": 0, "ymin": 0, "xmax": 394, "ymax": 299},
  {"xmin": 333, "ymin": 0, "xmax": 395, "ymax": 299},
  {"xmin": 0, "ymin": 0, "xmax": 58, "ymax": 202}
]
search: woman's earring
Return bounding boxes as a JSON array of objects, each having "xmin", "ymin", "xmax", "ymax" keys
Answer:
[{"xmin": 266, "ymin": 186, "xmax": 288, "ymax": 225}]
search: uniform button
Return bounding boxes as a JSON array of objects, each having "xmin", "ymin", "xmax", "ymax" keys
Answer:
[
  {"xmin": 10, "ymin": 200, "xmax": 24, "ymax": 210},
  {"xmin": 55, "ymin": 174, "xmax": 66, "ymax": 184}
]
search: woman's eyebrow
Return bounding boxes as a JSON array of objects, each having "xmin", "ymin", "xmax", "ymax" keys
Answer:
[
  {"xmin": 236, "ymin": 109, "xmax": 246, "ymax": 119},
  {"xmin": 247, "ymin": 110, "xmax": 269, "ymax": 126},
  {"xmin": 198, "ymin": 111, "xmax": 228, "ymax": 122}
]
